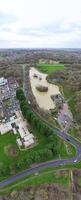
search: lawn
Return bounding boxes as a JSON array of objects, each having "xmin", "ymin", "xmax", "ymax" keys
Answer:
[
  {"xmin": 17, "ymin": 169, "xmax": 69, "ymax": 188},
  {"xmin": 59, "ymin": 139, "xmax": 76, "ymax": 159},
  {"xmin": 26, "ymin": 170, "xmax": 69, "ymax": 188},
  {"xmin": 0, "ymin": 133, "xmax": 17, "ymax": 174},
  {"xmin": 36, "ymin": 63, "xmax": 65, "ymax": 74}
]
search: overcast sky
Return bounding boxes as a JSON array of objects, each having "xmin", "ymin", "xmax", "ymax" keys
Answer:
[{"xmin": 0, "ymin": 0, "xmax": 81, "ymax": 48}]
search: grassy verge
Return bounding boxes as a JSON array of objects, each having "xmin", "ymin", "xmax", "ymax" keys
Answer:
[
  {"xmin": 0, "ymin": 168, "xmax": 70, "ymax": 195},
  {"xmin": 68, "ymin": 127, "xmax": 77, "ymax": 138},
  {"xmin": 59, "ymin": 140, "xmax": 76, "ymax": 159},
  {"xmin": 68, "ymin": 98, "xmax": 76, "ymax": 119},
  {"xmin": 68, "ymin": 127, "xmax": 81, "ymax": 143}
]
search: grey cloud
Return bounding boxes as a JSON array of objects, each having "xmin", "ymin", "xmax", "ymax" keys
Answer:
[
  {"xmin": 42, "ymin": 21, "xmax": 81, "ymax": 34},
  {"xmin": 0, "ymin": 17, "xmax": 81, "ymax": 48},
  {"xmin": 18, "ymin": 20, "xmax": 81, "ymax": 38},
  {"xmin": 2, "ymin": 21, "xmax": 81, "ymax": 37},
  {"xmin": 0, "ymin": 11, "xmax": 17, "ymax": 26},
  {"xmin": 18, "ymin": 27, "xmax": 45, "ymax": 36},
  {"xmin": 0, "ymin": 27, "xmax": 12, "ymax": 32},
  {"xmin": 17, "ymin": 20, "xmax": 63, "ymax": 36}
]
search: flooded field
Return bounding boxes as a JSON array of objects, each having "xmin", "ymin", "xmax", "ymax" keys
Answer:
[{"xmin": 29, "ymin": 67, "xmax": 60, "ymax": 110}]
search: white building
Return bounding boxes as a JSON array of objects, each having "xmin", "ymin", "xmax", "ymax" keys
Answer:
[
  {"xmin": 0, "ymin": 111, "xmax": 35, "ymax": 149},
  {"xmin": 17, "ymin": 138, "xmax": 22, "ymax": 146},
  {"xmin": 0, "ymin": 77, "xmax": 7, "ymax": 86},
  {"xmin": 24, "ymin": 138, "xmax": 34, "ymax": 148},
  {"xmin": 0, "ymin": 123, "xmax": 12, "ymax": 135}
]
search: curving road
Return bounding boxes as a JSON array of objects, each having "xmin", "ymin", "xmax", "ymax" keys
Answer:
[{"xmin": 0, "ymin": 127, "xmax": 81, "ymax": 188}]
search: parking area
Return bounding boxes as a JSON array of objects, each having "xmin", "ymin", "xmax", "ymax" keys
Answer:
[
  {"xmin": 58, "ymin": 103, "xmax": 73, "ymax": 131},
  {"xmin": 0, "ymin": 77, "xmax": 20, "ymax": 121}
]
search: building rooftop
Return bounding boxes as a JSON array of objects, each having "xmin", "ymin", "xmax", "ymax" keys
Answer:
[
  {"xmin": 0, "ymin": 77, "xmax": 7, "ymax": 86},
  {"xmin": 0, "ymin": 111, "xmax": 35, "ymax": 149},
  {"xmin": 17, "ymin": 138, "xmax": 22, "ymax": 146}
]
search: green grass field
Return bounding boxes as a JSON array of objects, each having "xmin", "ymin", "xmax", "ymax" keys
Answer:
[
  {"xmin": 36, "ymin": 63, "xmax": 65, "ymax": 74},
  {"xmin": 59, "ymin": 139, "xmax": 76, "ymax": 159},
  {"xmin": 25, "ymin": 170, "xmax": 69, "ymax": 187},
  {"xmin": 16, "ymin": 169, "xmax": 69, "ymax": 188},
  {"xmin": 0, "ymin": 132, "xmax": 17, "ymax": 165}
]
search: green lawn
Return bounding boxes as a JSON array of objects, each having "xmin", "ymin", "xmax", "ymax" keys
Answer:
[
  {"xmin": 68, "ymin": 127, "xmax": 81, "ymax": 144},
  {"xmin": 0, "ymin": 132, "xmax": 17, "ymax": 165},
  {"xmin": 68, "ymin": 99, "xmax": 76, "ymax": 119},
  {"xmin": 36, "ymin": 63, "xmax": 65, "ymax": 74},
  {"xmin": 68, "ymin": 127, "xmax": 76, "ymax": 138},
  {"xmin": 59, "ymin": 139, "xmax": 76, "ymax": 159},
  {"xmin": 20, "ymin": 170, "xmax": 69, "ymax": 188}
]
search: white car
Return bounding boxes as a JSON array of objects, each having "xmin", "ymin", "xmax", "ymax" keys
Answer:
[{"xmin": 74, "ymin": 159, "xmax": 77, "ymax": 163}]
